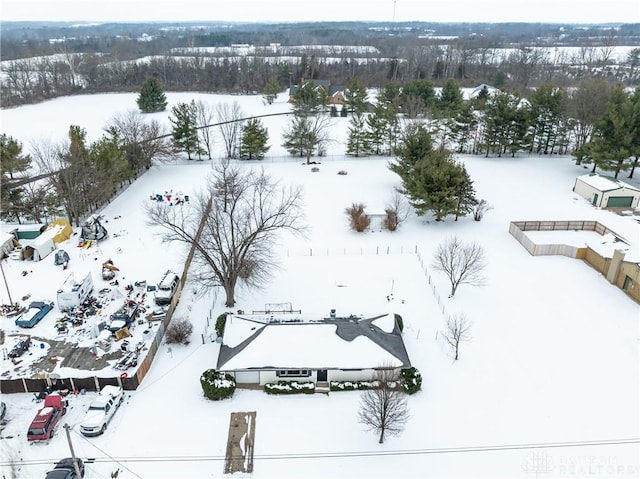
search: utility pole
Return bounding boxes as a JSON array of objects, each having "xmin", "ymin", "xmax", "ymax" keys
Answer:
[
  {"xmin": 0, "ymin": 259, "xmax": 13, "ymax": 305},
  {"xmin": 63, "ymin": 424, "xmax": 83, "ymax": 478}
]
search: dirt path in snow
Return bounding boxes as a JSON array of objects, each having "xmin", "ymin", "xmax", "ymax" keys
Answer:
[{"xmin": 224, "ymin": 411, "xmax": 256, "ymax": 474}]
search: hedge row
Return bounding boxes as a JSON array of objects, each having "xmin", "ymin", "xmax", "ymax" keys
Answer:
[{"xmin": 264, "ymin": 381, "xmax": 315, "ymax": 395}]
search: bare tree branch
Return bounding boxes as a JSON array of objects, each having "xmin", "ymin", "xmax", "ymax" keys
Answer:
[
  {"xmin": 145, "ymin": 159, "xmax": 306, "ymax": 306},
  {"xmin": 358, "ymin": 366, "xmax": 409, "ymax": 444},
  {"xmin": 432, "ymin": 235, "xmax": 486, "ymax": 297},
  {"xmin": 442, "ymin": 313, "xmax": 472, "ymax": 360}
]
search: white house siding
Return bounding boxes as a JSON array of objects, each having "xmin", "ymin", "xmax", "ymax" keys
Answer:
[
  {"xmin": 574, "ymin": 176, "xmax": 640, "ymax": 209},
  {"xmin": 328, "ymin": 369, "xmax": 377, "ymax": 382},
  {"xmin": 574, "ymin": 178, "xmax": 604, "ymax": 206},
  {"xmin": 240, "ymin": 369, "xmax": 383, "ymax": 385},
  {"xmin": 258, "ymin": 370, "xmax": 279, "ymax": 385},
  {"xmin": 234, "ymin": 371, "xmax": 260, "ymax": 384}
]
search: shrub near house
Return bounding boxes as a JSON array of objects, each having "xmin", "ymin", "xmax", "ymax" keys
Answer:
[{"xmin": 201, "ymin": 369, "xmax": 236, "ymax": 400}]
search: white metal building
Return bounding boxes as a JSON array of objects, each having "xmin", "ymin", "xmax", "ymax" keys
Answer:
[{"xmin": 573, "ymin": 174, "xmax": 640, "ymax": 209}]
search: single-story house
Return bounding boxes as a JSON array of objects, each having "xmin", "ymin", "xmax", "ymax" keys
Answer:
[
  {"xmin": 217, "ymin": 313, "xmax": 411, "ymax": 386},
  {"xmin": 573, "ymin": 173, "xmax": 640, "ymax": 209}
]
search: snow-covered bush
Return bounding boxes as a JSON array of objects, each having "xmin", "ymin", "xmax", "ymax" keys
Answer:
[
  {"xmin": 264, "ymin": 381, "xmax": 315, "ymax": 395},
  {"xmin": 401, "ymin": 367, "xmax": 422, "ymax": 395},
  {"xmin": 215, "ymin": 313, "xmax": 227, "ymax": 338},
  {"xmin": 200, "ymin": 369, "xmax": 236, "ymax": 400},
  {"xmin": 394, "ymin": 313, "xmax": 404, "ymax": 332},
  {"xmin": 165, "ymin": 318, "xmax": 193, "ymax": 344},
  {"xmin": 330, "ymin": 380, "xmax": 380, "ymax": 391}
]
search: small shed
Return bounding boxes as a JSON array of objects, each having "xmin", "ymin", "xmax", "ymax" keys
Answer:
[
  {"xmin": 573, "ymin": 174, "xmax": 640, "ymax": 209},
  {"xmin": 47, "ymin": 218, "xmax": 73, "ymax": 244},
  {"xmin": 12, "ymin": 223, "xmax": 46, "ymax": 240},
  {"xmin": 21, "ymin": 227, "xmax": 59, "ymax": 261},
  {"xmin": 0, "ymin": 232, "xmax": 15, "ymax": 258}
]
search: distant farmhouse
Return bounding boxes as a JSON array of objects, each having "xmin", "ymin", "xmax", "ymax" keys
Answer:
[{"xmin": 288, "ymin": 79, "xmax": 345, "ymax": 105}]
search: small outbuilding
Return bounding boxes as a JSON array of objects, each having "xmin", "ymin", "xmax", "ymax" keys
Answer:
[
  {"xmin": 0, "ymin": 232, "xmax": 16, "ymax": 258},
  {"xmin": 573, "ymin": 173, "xmax": 640, "ymax": 209}
]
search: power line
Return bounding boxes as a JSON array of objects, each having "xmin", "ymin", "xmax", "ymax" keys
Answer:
[
  {"xmin": 3, "ymin": 111, "xmax": 293, "ymax": 190},
  {"xmin": 5, "ymin": 437, "xmax": 639, "ymax": 467}
]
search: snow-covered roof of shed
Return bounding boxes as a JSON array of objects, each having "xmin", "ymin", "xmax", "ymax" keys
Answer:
[
  {"xmin": 577, "ymin": 174, "xmax": 640, "ymax": 193},
  {"xmin": 0, "ymin": 232, "xmax": 14, "ymax": 244},
  {"xmin": 217, "ymin": 313, "xmax": 411, "ymax": 371}
]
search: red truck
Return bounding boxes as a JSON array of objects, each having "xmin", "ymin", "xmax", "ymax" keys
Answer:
[{"xmin": 27, "ymin": 393, "xmax": 67, "ymax": 442}]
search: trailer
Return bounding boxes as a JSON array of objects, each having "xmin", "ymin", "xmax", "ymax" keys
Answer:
[{"xmin": 57, "ymin": 272, "xmax": 93, "ymax": 311}]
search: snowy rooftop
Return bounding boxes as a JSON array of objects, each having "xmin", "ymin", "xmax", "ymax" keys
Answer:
[
  {"xmin": 217, "ymin": 313, "xmax": 410, "ymax": 371},
  {"xmin": 577, "ymin": 173, "xmax": 640, "ymax": 192}
]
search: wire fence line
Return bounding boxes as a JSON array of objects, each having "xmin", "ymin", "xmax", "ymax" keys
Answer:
[
  {"xmin": 284, "ymin": 244, "xmax": 418, "ymax": 257},
  {"xmin": 283, "ymin": 244, "xmax": 449, "ymax": 320},
  {"xmin": 415, "ymin": 248, "xmax": 448, "ymax": 319}
]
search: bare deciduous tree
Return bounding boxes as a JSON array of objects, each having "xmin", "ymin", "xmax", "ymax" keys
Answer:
[
  {"xmin": 442, "ymin": 313, "xmax": 472, "ymax": 360},
  {"xmin": 216, "ymin": 102, "xmax": 244, "ymax": 159},
  {"xmin": 105, "ymin": 110, "xmax": 172, "ymax": 169},
  {"xmin": 194, "ymin": 100, "xmax": 215, "ymax": 160},
  {"xmin": 145, "ymin": 160, "xmax": 305, "ymax": 307},
  {"xmin": 165, "ymin": 318, "xmax": 193, "ymax": 344},
  {"xmin": 472, "ymin": 199, "xmax": 493, "ymax": 221},
  {"xmin": 358, "ymin": 367, "xmax": 410, "ymax": 444},
  {"xmin": 432, "ymin": 236, "xmax": 486, "ymax": 297},
  {"xmin": 384, "ymin": 191, "xmax": 410, "ymax": 231}
]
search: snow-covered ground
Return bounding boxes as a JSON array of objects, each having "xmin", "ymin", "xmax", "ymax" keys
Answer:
[{"xmin": 0, "ymin": 93, "xmax": 639, "ymax": 479}]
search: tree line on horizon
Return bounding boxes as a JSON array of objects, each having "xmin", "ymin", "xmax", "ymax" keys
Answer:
[{"xmin": 1, "ymin": 74, "xmax": 639, "ymax": 227}]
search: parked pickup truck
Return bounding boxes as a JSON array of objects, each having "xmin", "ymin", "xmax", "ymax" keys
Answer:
[
  {"xmin": 27, "ymin": 393, "xmax": 67, "ymax": 442},
  {"xmin": 79, "ymin": 385, "xmax": 124, "ymax": 436}
]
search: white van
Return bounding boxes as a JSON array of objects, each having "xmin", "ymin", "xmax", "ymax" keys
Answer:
[{"xmin": 154, "ymin": 271, "xmax": 179, "ymax": 306}]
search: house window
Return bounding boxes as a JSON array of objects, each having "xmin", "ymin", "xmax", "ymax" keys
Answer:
[{"xmin": 276, "ymin": 370, "xmax": 311, "ymax": 378}]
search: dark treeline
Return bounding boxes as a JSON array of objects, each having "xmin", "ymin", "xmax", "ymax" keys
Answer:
[{"xmin": 2, "ymin": 21, "xmax": 640, "ymax": 107}]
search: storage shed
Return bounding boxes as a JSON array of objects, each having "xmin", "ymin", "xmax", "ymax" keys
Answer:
[{"xmin": 573, "ymin": 174, "xmax": 640, "ymax": 209}]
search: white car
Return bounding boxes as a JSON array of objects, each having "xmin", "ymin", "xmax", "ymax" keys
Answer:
[{"xmin": 79, "ymin": 385, "xmax": 124, "ymax": 436}]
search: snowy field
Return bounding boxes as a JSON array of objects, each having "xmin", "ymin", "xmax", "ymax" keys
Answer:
[{"xmin": 0, "ymin": 92, "xmax": 639, "ymax": 479}]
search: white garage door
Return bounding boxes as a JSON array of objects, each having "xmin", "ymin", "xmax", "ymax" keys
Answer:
[{"xmin": 234, "ymin": 371, "xmax": 260, "ymax": 384}]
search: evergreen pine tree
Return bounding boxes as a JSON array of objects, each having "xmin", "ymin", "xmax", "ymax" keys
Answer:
[
  {"xmin": 346, "ymin": 112, "xmax": 371, "ymax": 157},
  {"xmin": 240, "ymin": 118, "xmax": 270, "ymax": 160},
  {"xmin": 366, "ymin": 105, "xmax": 392, "ymax": 155},
  {"xmin": 262, "ymin": 76, "xmax": 281, "ymax": 105},
  {"xmin": 0, "ymin": 134, "xmax": 32, "ymax": 179},
  {"xmin": 170, "ymin": 101, "xmax": 199, "ymax": 160},
  {"xmin": 582, "ymin": 86, "xmax": 634, "ymax": 179},
  {"xmin": 137, "ymin": 77, "xmax": 168, "ymax": 113},
  {"xmin": 389, "ymin": 124, "xmax": 475, "ymax": 221},
  {"xmin": 453, "ymin": 164, "xmax": 478, "ymax": 221},
  {"xmin": 344, "ymin": 77, "xmax": 369, "ymax": 115}
]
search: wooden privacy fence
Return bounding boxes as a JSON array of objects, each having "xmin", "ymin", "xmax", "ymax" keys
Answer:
[
  {"xmin": 509, "ymin": 219, "xmax": 623, "ymax": 284},
  {"xmin": 508, "ymin": 220, "xmax": 623, "ymax": 259}
]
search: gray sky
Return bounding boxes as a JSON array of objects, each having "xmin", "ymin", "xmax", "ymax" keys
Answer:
[{"xmin": 2, "ymin": 0, "xmax": 639, "ymax": 24}]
